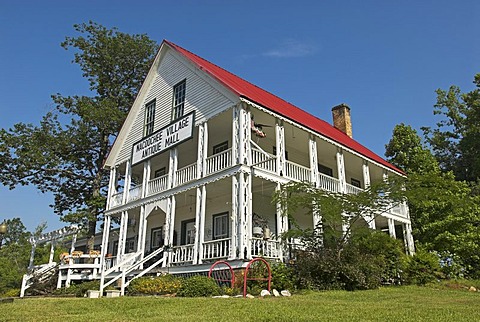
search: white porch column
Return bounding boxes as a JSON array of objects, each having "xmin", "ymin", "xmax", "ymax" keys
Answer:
[
  {"xmin": 197, "ymin": 123, "xmax": 207, "ymax": 179},
  {"xmin": 276, "ymin": 183, "xmax": 289, "ymax": 261},
  {"xmin": 362, "ymin": 161, "xmax": 371, "ymax": 189},
  {"xmin": 106, "ymin": 167, "xmax": 117, "ymax": 210},
  {"xmin": 117, "ymin": 211, "xmax": 128, "ymax": 261},
  {"xmin": 388, "ymin": 218, "xmax": 396, "ymax": 239},
  {"xmin": 336, "ymin": 148, "xmax": 346, "ymax": 193},
  {"xmin": 195, "ymin": 185, "xmax": 206, "ymax": 264},
  {"xmin": 232, "ymin": 105, "xmax": 240, "ymax": 166},
  {"xmin": 405, "ymin": 223, "xmax": 415, "ymax": 255},
  {"xmin": 362, "ymin": 161, "xmax": 376, "ymax": 229},
  {"xmin": 336, "ymin": 149, "xmax": 348, "ymax": 235},
  {"xmin": 168, "ymin": 148, "xmax": 178, "ymax": 188},
  {"xmin": 99, "ymin": 214, "xmax": 111, "ymax": 294},
  {"xmin": 230, "ymin": 176, "xmax": 238, "ymax": 260},
  {"xmin": 238, "ymin": 103, "xmax": 251, "ymax": 166},
  {"xmin": 309, "ymin": 136, "xmax": 319, "ymax": 187},
  {"xmin": 275, "ymin": 120, "xmax": 286, "ymax": 176},
  {"xmin": 48, "ymin": 241, "xmax": 55, "ymax": 264},
  {"xmin": 162, "ymin": 195, "xmax": 176, "ymax": 266},
  {"xmin": 122, "ymin": 160, "xmax": 132, "ymax": 204},
  {"xmin": 237, "ymin": 171, "xmax": 252, "ymax": 259},
  {"xmin": 136, "ymin": 161, "xmax": 151, "ymax": 262}
]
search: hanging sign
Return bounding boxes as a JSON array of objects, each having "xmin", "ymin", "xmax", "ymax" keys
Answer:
[{"xmin": 132, "ymin": 112, "xmax": 195, "ymax": 165}]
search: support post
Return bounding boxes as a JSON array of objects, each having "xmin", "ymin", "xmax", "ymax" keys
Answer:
[
  {"xmin": 388, "ymin": 218, "xmax": 396, "ymax": 239},
  {"xmin": 309, "ymin": 136, "xmax": 319, "ymax": 186},
  {"xmin": 275, "ymin": 120, "xmax": 285, "ymax": 176}
]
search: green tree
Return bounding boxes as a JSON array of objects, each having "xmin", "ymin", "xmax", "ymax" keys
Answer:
[
  {"xmin": 385, "ymin": 123, "xmax": 439, "ymax": 175},
  {"xmin": 0, "ymin": 22, "xmax": 159, "ymax": 238},
  {"xmin": 0, "ymin": 218, "xmax": 31, "ymax": 294},
  {"xmin": 423, "ymin": 73, "xmax": 480, "ymax": 182},
  {"xmin": 386, "ymin": 122, "xmax": 480, "ymax": 277}
]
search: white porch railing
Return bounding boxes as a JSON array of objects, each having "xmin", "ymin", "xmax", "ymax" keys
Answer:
[
  {"xmin": 285, "ymin": 161, "xmax": 311, "ymax": 182},
  {"xmin": 318, "ymin": 173, "xmax": 340, "ymax": 192},
  {"xmin": 175, "ymin": 163, "xmax": 197, "ymax": 186},
  {"xmin": 206, "ymin": 148, "xmax": 232, "ymax": 175},
  {"xmin": 147, "ymin": 174, "xmax": 168, "ymax": 196},
  {"xmin": 104, "ymin": 256, "xmax": 118, "ymax": 271},
  {"xmin": 250, "ymin": 238, "xmax": 281, "ymax": 259},
  {"xmin": 251, "ymin": 148, "xmax": 276, "ymax": 173},
  {"xmin": 202, "ymin": 238, "xmax": 230, "ymax": 260},
  {"xmin": 345, "ymin": 183, "xmax": 363, "ymax": 195},
  {"xmin": 171, "ymin": 244, "xmax": 195, "ymax": 264},
  {"xmin": 110, "ymin": 192, "xmax": 123, "ymax": 208},
  {"xmin": 127, "ymin": 185, "xmax": 142, "ymax": 202}
]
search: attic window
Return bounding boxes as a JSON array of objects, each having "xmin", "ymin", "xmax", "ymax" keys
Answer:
[
  {"xmin": 172, "ymin": 79, "xmax": 186, "ymax": 120},
  {"xmin": 144, "ymin": 99, "xmax": 156, "ymax": 136}
]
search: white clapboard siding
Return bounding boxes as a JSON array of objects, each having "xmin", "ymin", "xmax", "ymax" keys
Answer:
[{"xmin": 116, "ymin": 50, "xmax": 235, "ymax": 165}]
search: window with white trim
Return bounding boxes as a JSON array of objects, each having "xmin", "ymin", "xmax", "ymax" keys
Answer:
[
  {"xmin": 213, "ymin": 141, "xmax": 228, "ymax": 154},
  {"xmin": 213, "ymin": 212, "xmax": 229, "ymax": 240},
  {"xmin": 154, "ymin": 167, "xmax": 166, "ymax": 178},
  {"xmin": 172, "ymin": 80, "xmax": 186, "ymax": 120},
  {"xmin": 144, "ymin": 99, "xmax": 156, "ymax": 136},
  {"xmin": 151, "ymin": 227, "xmax": 163, "ymax": 250}
]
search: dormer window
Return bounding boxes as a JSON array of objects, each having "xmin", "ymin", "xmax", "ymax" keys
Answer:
[
  {"xmin": 172, "ymin": 79, "xmax": 186, "ymax": 120},
  {"xmin": 144, "ymin": 99, "xmax": 156, "ymax": 136}
]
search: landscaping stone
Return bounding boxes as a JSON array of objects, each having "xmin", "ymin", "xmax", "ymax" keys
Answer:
[
  {"xmin": 246, "ymin": 294, "xmax": 255, "ymax": 298},
  {"xmin": 281, "ymin": 290, "xmax": 291, "ymax": 297},
  {"xmin": 260, "ymin": 290, "xmax": 271, "ymax": 297},
  {"xmin": 469, "ymin": 286, "xmax": 477, "ymax": 292}
]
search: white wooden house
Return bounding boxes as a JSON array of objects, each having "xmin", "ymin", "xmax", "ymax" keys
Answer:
[{"xmin": 92, "ymin": 40, "xmax": 414, "ymax": 294}]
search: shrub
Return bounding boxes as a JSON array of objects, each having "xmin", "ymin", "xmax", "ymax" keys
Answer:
[
  {"xmin": 294, "ymin": 230, "xmax": 406, "ymax": 291},
  {"xmin": 402, "ymin": 248, "xmax": 443, "ymax": 285},
  {"xmin": 270, "ymin": 261, "xmax": 296, "ymax": 291},
  {"xmin": 127, "ymin": 275, "xmax": 182, "ymax": 295},
  {"xmin": 177, "ymin": 276, "xmax": 220, "ymax": 297},
  {"xmin": 54, "ymin": 280, "xmax": 103, "ymax": 297},
  {"xmin": 1, "ymin": 288, "xmax": 20, "ymax": 297}
]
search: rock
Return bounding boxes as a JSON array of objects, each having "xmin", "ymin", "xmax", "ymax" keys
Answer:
[
  {"xmin": 272, "ymin": 289, "xmax": 280, "ymax": 297},
  {"xmin": 260, "ymin": 290, "xmax": 271, "ymax": 297},
  {"xmin": 246, "ymin": 294, "xmax": 255, "ymax": 298},
  {"xmin": 469, "ymin": 286, "xmax": 477, "ymax": 292},
  {"xmin": 281, "ymin": 290, "xmax": 291, "ymax": 297},
  {"xmin": 212, "ymin": 295, "xmax": 230, "ymax": 298},
  {"xmin": 234, "ymin": 295, "xmax": 244, "ymax": 298}
]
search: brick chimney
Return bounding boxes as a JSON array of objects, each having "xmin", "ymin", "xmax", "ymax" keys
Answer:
[{"xmin": 332, "ymin": 103, "xmax": 352, "ymax": 138}]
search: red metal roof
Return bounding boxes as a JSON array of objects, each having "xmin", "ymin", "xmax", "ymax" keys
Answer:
[{"xmin": 164, "ymin": 40, "xmax": 403, "ymax": 175}]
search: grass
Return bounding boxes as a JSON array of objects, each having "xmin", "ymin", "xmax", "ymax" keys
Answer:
[{"xmin": 1, "ymin": 286, "xmax": 479, "ymax": 322}]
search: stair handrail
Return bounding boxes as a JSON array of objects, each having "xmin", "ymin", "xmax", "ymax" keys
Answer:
[
  {"xmin": 103, "ymin": 251, "xmax": 141, "ymax": 276},
  {"xmin": 102, "ymin": 246, "xmax": 165, "ymax": 290},
  {"xmin": 20, "ymin": 262, "xmax": 59, "ymax": 297}
]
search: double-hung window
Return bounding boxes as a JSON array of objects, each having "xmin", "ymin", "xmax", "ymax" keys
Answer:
[
  {"xmin": 144, "ymin": 99, "xmax": 156, "ymax": 136},
  {"xmin": 212, "ymin": 212, "xmax": 229, "ymax": 240},
  {"xmin": 151, "ymin": 227, "xmax": 163, "ymax": 250},
  {"xmin": 172, "ymin": 80, "xmax": 186, "ymax": 120}
]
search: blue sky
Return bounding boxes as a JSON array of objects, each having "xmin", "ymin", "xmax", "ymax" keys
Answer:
[{"xmin": 1, "ymin": 0, "xmax": 479, "ymax": 233}]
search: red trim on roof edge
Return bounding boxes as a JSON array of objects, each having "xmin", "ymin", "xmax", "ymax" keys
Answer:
[{"xmin": 164, "ymin": 40, "xmax": 404, "ymax": 175}]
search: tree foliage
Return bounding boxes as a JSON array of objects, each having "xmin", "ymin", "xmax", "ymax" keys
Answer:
[
  {"xmin": 386, "ymin": 110, "xmax": 480, "ymax": 277},
  {"xmin": 385, "ymin": 123, "xmax": 439, "ymax": 175},
  {"xmin": 423, "ymin": 74, "xmax": 480, "ymax": 182},
  {"xmin": 0, "ymin": 22, "xmax": 159, "ymax": 236},
  {"xmin": 273, "ymin": 181, "xmax": 407, "ymax": 290}
]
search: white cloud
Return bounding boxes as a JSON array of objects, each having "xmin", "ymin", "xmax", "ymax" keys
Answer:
[{"xmin": 262, "ymin": 39, "xmax": 318, "ymax": 58}]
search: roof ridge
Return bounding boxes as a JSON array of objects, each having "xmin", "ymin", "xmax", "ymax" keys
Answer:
[{"xmin": 165, "ymin": 40, "xmax": 306, "ymax": 110}]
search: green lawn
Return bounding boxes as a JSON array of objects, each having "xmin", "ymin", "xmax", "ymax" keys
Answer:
[{"xmin": 1, "ymin": 286, "xmax": 478, "ymax": 322}]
